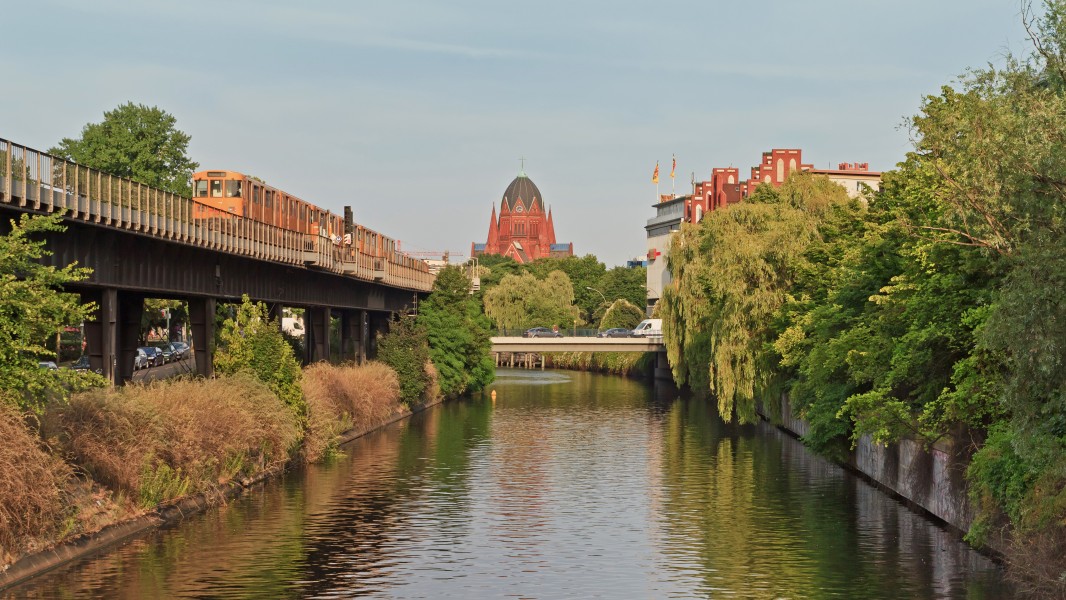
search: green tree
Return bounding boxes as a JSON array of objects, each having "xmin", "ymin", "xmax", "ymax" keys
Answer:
[
  {"xmin": 483, "ymin": 270, "xmax": 581, "ymax": 332},
  {"xmin": 0, "ymin": 213, "xmax": 103, "ymax": 412},
  {"xmin": 214, "ymin": 296, "xmax": 305, "ymax": 426},
  {"xmin": 599, "ymin": 298, "xmax": 645, "ymax": 330},
  {"xmin": 50, "ymin": 102, "xmax": 199, "ymax": 196},
  {"xmin": 377, "ymin": 311, "xmax": 431, "ymax": 405},
  {"xmin": 663, "ymin": 172, "xmax": 850, "ymax": 423},
  {"xmin": 417, "ymin": 266, "xmax": 494, "ymax": 398}
]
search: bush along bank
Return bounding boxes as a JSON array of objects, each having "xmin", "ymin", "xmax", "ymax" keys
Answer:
[
  {"xmin": 0, "ymin": 296, "xmax": 435, "ymax": 588},
  {"xmin": 545, "ymin": 351, "xmax": 654, "ymax": 377}
]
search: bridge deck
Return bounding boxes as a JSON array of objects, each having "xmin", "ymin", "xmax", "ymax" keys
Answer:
[{"xmin": 490, "ymin": 336, "xmax": 664, "ymax": 353}]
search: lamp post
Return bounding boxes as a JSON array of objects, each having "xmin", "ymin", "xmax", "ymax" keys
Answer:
[{"xmin": 586, "ymin": 286, "xmax": 607, "ymax": 330}]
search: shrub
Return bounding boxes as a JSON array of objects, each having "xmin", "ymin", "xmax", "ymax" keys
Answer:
[
  {"xmin": 377, "ymin": 312, "xmax": 431, "ymax": 405},
  {"xmin": 50, "ymin": 374, "xmax": 301, "ymax": 504},
  {"xmin": 0, "ymin": 403, "xmax": 72, "ymax": 561},
  {"xmin": 301, "ymin": 361, "xmax": 404, "ymax": 462},
  {"xmin": 214, "ymin": 295, "xmax": 305, "ymax": 425}
]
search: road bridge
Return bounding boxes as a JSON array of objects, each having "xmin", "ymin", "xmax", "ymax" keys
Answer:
[
  {"xmin": 1, "ymin": 137, "xmax": 434, "ymax": 384},
  {"xmin": 490, "ymin": 336, "xmax": 672, "ymax": 380},
  {"xmin": 490, "ymin": 336, "xmax": 664, "ymax": 353}
]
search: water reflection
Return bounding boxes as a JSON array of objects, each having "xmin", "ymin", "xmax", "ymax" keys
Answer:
[{"xmin": 9, "ymin": 369, "xmax": 1009, "ymax": 599}]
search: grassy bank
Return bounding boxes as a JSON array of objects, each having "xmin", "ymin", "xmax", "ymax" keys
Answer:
[
  {"xmin": 545, "ymin": 351, "xmax": 653, "ymax": 376},
  {"xmin": 0, "ymin": 360, "xmax": 418, "ymax": 573}
]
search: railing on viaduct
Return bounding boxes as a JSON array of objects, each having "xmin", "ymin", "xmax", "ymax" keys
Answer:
[{"xmin": 0, "ymin": 138, "xmax": 434, "ymax": 293}]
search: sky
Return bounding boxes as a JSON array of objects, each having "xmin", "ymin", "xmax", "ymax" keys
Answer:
[{"xmin": 3, "ymin": 1, "xmax": 1033, "ymax": 266}]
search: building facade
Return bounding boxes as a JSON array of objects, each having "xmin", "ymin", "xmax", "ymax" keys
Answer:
[
  {"xmin": 644, "ymin": 148, "xmax": 881, "ymax": 313},
  {"xmin": 472, "ymin": 171, "xmax": 573, "ymax": 263}
]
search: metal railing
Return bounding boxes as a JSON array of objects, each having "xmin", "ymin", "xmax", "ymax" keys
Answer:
[{"xmin": 0, "ymin": 138, "xmax": 434, "ymax": 292}]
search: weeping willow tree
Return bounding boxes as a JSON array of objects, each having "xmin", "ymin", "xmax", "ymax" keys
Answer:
[
  {"xmin": 483, "ymin": 270, "xmax": 581, "ymax": 331},
  {"xmin": 663, "ymin": 173, "xmax": 851, "ymax": 422}
]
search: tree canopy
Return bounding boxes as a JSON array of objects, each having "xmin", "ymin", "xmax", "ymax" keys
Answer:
[
  {"xmin": 0, "ymin": 213, "xmax": 103, "ymax": 412},
  {"xmin": 483, "ymin": 270, "xmax": 580, "ymax": 332},
  {"xmin": 417, "ymin": 266, "xmax": 494, "ymax": 398},
  {"xmin": 50, "ymin": 102, "xmax": 199, "ymax": 196}
]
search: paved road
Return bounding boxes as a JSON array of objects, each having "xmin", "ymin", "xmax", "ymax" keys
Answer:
[{"xmin": 129, "ymin": 357, "xmax": 197, "ymax": 383}]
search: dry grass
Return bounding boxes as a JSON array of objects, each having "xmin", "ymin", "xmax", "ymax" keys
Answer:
[
  {"xmin": 1006, "ymin": 526, "xmax": 1066, "ymax": 598},
  {"xmin": 301, "ymin": 361, "xmax": 403, "ymax": 462},
  {"xmin": 0, "ymin": 403, "xmax": 72, "ymax": 562},
  {"xmin": 49, "ymin": 374, "xmax": 301, "ymax": 506}
]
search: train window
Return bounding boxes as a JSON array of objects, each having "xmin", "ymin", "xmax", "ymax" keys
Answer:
[
  {"xmin": 210, "ymin": 180, "xmax": 222, "ymax": 198},
  {"xmin": 195, "ymin": 180, "xmax": 208, "ymax": 197},
  {"xmin": 225, "ymin": 181, "xmax": 242, "ymax": 198}
]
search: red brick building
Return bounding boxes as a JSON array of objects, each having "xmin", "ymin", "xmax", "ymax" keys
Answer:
[{"xmin": 471, "ymin": 171, "xmax": 573, "ymax": 263}]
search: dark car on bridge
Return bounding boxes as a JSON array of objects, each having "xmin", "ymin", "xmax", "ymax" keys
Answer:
[
  {"xmin": 523, "ymin": 327, "xmax": 562, "ymax": 338},
  {"xmin": 597, "ymin": 328, "xmax": 633, "ymax": 338}
]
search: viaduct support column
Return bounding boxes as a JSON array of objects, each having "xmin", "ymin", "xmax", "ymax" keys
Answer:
[
  {"xmin": 306, "ymin": 306, "xmax": 331, "ymax": 364},
  {"xmin": 340, "ymin": 310, "xmax": 359, "ymax": 363},
  {"xmin": 117, "ymin": 292, "xmax": 145, "ymax": 384},
  {"xmin": 358, "ymin": 310, "xmax": 368, "ymax": 364},
  {"xmin": 189, "ymin": 297, "xmax": 216, "ymax": 378},
  {"xmin": 82, "ymin": 288, "xmax": 118, "ymax": 384},
  {"xmin": 367, "ymin": 311, "xmax": 390, "ymax": 360}
]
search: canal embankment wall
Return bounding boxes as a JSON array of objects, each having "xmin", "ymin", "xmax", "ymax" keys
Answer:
[{"xmin": 760, "ymin": 395, "xmax": 1006, "ymax": 555}]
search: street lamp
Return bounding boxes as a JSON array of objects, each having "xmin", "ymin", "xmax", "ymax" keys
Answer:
[{"xmin": 585, "ymin": 286, "xmax": 607, "ymax": 306}]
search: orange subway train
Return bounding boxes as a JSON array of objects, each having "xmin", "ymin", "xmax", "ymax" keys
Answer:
[{"xmin": 190, "ymin": 169, "xmax": 399, "ymax": 259}]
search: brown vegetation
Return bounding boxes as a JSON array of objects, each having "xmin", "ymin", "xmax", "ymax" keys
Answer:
[
  {"xmin": 0, "ymin": 404, "xmax": 72, "ymax": 563},
  {"xmin": 48, "ymin": 374, "xmax": 301, "ymax": 507},
  {"xmin": 301, "ymin": 361, "xmax": 404, "ymax": 462}
]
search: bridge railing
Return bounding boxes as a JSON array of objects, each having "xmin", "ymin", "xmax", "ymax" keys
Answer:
[{"xmin": 0, "ymin": 138, "xmax": 433, "ymax": 292}]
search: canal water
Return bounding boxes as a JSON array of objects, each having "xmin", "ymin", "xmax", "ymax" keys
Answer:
[{"xmin": 9, "ymin": 369, "xmax": 1010, "ymax": 599}]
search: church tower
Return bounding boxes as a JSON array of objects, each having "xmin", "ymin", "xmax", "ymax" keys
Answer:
[{"xmin": 471, "ymin": 169, "xmax": 573, "ymax": 263}]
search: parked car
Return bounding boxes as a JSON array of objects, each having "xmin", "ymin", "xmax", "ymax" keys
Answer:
[
  {"xmin": 134, "ymin": 348, "xmax": 149, "ymax": 370},
  {"xmin": 38, "ymin": 361, "xmax": 59, "ymax": 370},
  {"xmin": 158, "ymin": 343, "xmax": 174, "ymax": 364},
  {"xmin": 524, "ymin": 326, "xmax": 562, "ymax": 338},
  {"xmin": 73, "ymin": 355, "xmax": 104, "ymax": 375},
  {"xmin": 597, "ymin": 328, "xmax": 633, "ymax": 338},
  {"xmin": 140, "ymin": 346, "xmax": 163, "ymax": 367},
  {"xmin": 170, "ymin": 341, "xmax": 189, "ymax": 360}
]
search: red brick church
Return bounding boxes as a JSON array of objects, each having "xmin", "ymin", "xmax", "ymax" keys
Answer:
[{"xmin": 471, "ymin": 170, "xmax": 573, "ymax": 263}]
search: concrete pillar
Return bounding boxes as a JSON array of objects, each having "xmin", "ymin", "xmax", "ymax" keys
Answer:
[
  {"xmin": 367, "ymin": 311, "xmax": 388, "ymax": 360},
  {"xmin": 340, "ymin": 310, "xmax": 359, "ymax": 363},
  {"xmin": 654, "ymin": 351, "xmax": 672, "ymax": 381},
  {"xmin": 189, "ymin": 297, "xmax": 216, "ymax": 378},
  {"xmin": 117, "ymin": 292, "xmax": 145, "ymax": 384},
  {"xmin": 306, "ymin": 306, "xmax": 331, "ymax": 363},
  {"xmin": 82, "ymin": 288, "xmax": 118, "ymax": 384},
  {"xmin": 358, "ymin": 309, "xmax": 368, "ymax": 364}
]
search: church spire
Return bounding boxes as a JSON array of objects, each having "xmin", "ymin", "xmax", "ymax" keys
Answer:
[{"xmin": 486, "ymin": 204, "xmax": 499, "ymax": 252}]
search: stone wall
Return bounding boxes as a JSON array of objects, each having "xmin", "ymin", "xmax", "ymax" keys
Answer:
[{"xmin": 764, "ymin": 395, "xmax": 977, "ymax": 537}]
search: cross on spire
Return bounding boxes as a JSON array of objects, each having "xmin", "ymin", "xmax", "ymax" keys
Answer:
[{"xmin": 519, "ymin": 157, "xmax": 526, "ymax": 176}]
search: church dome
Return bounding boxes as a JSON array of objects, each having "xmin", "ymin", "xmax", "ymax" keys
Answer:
[{"xmin": 501, "ymin": 173, "xmax": 542, "ymax": 212}]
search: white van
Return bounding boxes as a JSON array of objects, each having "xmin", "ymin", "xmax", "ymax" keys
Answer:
[{"xmin": 631, "ymin": 319, "xmax": 663, "ymax": 338}]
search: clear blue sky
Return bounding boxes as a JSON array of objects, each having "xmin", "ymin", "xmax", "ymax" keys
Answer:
[{"xmin": 4, "ymin": 1, "xmax": 1032, "ymax": 266}]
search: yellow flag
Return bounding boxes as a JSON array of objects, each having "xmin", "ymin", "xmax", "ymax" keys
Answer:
[
  {"xmin": 652, "ymin": 162, "xmax": 660, "ymax": 184},
  {"xmin": 671, "ymin": 155, "xmax": 676, "ymax": 179}
]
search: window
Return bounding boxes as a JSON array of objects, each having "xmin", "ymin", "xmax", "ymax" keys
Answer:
[
  {"xmin": 225, "ymin": 180, "xmax": 242, "ymax": 198},
  {"xmin": 195, "ymin": 180, "xmax": 208, "ymax": 197},
  {"xmin": 210, "ymin": 180, "xmax": 222, "ymax": 198}
]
